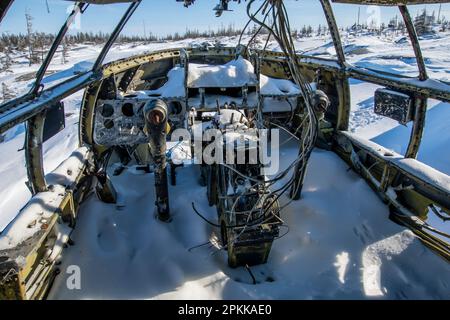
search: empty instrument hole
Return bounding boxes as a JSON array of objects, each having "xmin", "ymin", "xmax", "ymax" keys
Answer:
[
  {"xmin": 100, "ymin": 104, "xmax": 114, "ymax": 117},
  {"xmin": 122, "ymin": 103, "xmax": 135, "ymax": 117},
  {"xmin": 104, "ymin": 119, "xmax": 114, "ymax": 129},
  {"xmin": 169, "ymin": 101, "xmax": 182, "ymax": 115}
]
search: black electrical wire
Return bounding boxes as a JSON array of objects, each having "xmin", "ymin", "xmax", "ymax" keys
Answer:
[
  {"xmin": 191, "ymin": 0, "xmax": 322, "ymax": 236},
  {"xmin": 187, "ymin": 241, "xmax": 213, "ymax": 252},
  {"xmin": 237, "ymin": 0, "xmax": 269, "ymax": 48},
  {"xmin": 191, "ymin": 202, "xmax": 280, "ymax": 229},
  {"xmin": 245, "ymin": 264, "xmax": 257, "ymax": 285},
  {"xmin": 275, "ymin": 224, "xmax": 290, "ymax": 240}
]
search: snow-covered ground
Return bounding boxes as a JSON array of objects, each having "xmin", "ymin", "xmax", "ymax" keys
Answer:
[
  {"xmin": 48, "ymin": 137, "xmax": 450, "ymax": 299},
  {"xmin": 0, "ymin": 32, "xmax": 449, "ymax": 299}
]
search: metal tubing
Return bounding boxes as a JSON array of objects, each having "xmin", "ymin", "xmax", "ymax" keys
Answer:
[
  {"xmin": 144, "ymin": 99, "xmax": 170, "ymax": 221},
  {"xmin": 405, "ymin": 97, "xmax": 427, "ymax": 158},
  {"xmin": 399, "ymin": 5, "xmax": 428, "ymax": 81},
  {"xmin": 320, "ymin": 0, "xmax": 351, "ymax": 131},
  {"xmin": 320, "ymin": 0, "xmax": 346, "ymax": 67},
  {"xmin": 398, "ymin": 5, "xmax": 429, "ymax": 158},
  {"xmin": 25, "ymin": 113, "xmax": 47, "ymax": 194}
]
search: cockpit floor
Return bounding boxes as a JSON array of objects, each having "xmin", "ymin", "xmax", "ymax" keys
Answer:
[{"xmin": 48, "ymin": 142, "xmax": 450, "ymax": 299}]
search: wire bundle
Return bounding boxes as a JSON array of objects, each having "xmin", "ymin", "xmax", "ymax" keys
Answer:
[
  {"xmin": 236, "ymin": 0, "xmax": 320, "ymax": 212},
  {"xmin": 192, "ymin": 1, "xmax": 320, "ymax": 244}
]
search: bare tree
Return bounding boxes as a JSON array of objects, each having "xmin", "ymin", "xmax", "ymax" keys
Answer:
[
  {"xmin": 414, "ymin": 9, "xmax": 434, "ymax": 35},
  {"xmin": 2, "ymin": 83, "xmax": 14, "ymax": 102},
  {"xmin": 61, "ymin": 37, "xmax": 68, "ymax": 64},
  {"xmin": 0, "ymin": 47, "xmax": 13, "ymax": 72},
  {"xmin": 25, "ymin": 12, "xmax": 39, "ymax": 65}
]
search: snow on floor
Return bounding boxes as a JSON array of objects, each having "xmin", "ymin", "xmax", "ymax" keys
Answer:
[{"xmin": 48, "ymin": 138, "xmax": 450, "ymax": 300}]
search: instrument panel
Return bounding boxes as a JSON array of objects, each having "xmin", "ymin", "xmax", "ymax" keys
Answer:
[
  {"xmin": 94, "ymin": 99, "xmax": 148, "ymax": 146},
  {"xmin": 94, "ymin": 97, "xmax": 185, "ymax": 146}
]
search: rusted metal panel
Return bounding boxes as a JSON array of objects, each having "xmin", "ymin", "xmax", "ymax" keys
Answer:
[
  {"xmin": 94, "ymin": 99, "xmax": 148, "ymax": 146},
  {"xmin": 333, "ymin": 130, "xmax": 450, "ymax": 260},
  {"xmin": 0, "ymin": 149, "xmax": 91, "ymax": 300},
  {"xmin": 374, "ymin": 88, "xmax": 414, "ymax": 124},
  {"xmin": 0, "ymin": 257, "xmax": 25, "ymax": 300},
  {"xmin": 335, "ymin": 130, "xmax": 450, "ymax": 210}
]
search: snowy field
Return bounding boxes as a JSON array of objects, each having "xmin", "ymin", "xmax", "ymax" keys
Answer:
[{"xmin": 0, "ymin": 32, "xmax": 449, "ymax": 299}]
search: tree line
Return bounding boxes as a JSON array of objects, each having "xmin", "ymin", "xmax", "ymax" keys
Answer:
[
  {"xmin": 1, "ymin": 9, "xmax": 449, "ymax": 69},
  {"xmin": 0, "ymin": 23, "xmax": 244, "ymax": 62}
]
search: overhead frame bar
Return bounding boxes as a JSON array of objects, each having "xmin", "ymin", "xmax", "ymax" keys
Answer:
[
  {"xmin": 0, "ymin": 0, "xmax": 13, "ymax": 23},
  {"xmin": 398, "ymin": 5, "xmax": 429, "ymax": 158},
  {"xmin": 320, "ymin": 0, "xmax": 346, "ymax": 67},
  {"xmin": 31, "ymin": 2, "xmax": 88, "ymax": 96},
  {"xmin": 399, "ymin": 5, "xmax": 428, "ymax": 81}
]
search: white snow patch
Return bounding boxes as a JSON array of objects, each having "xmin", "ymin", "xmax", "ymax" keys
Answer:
[
  {"xmin": 334, "ymin": 252, "xmax": 350, "ymax": 284},
  {"xmin": 0, "ymin": 147, "xmax": 89, "ymax": 249},
  {"xmin": 362, "ymin": 231, "xmax": 416, "ymax": 297},
  {"xmin": 260, "ymin": 74, "xmax": 301, "ymax": 96},
  {"xmin": 131, "ymin": 66, "xmax": 186, "ymax": 98},
  {"xmin": 187, "ymin": 56, "xmax": 257, "ymax": 88}
]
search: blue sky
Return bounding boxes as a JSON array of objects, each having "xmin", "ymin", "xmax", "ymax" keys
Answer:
[{"xmin": 1, "ymin": 0, "xmax": 448, "ymax": 37}]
